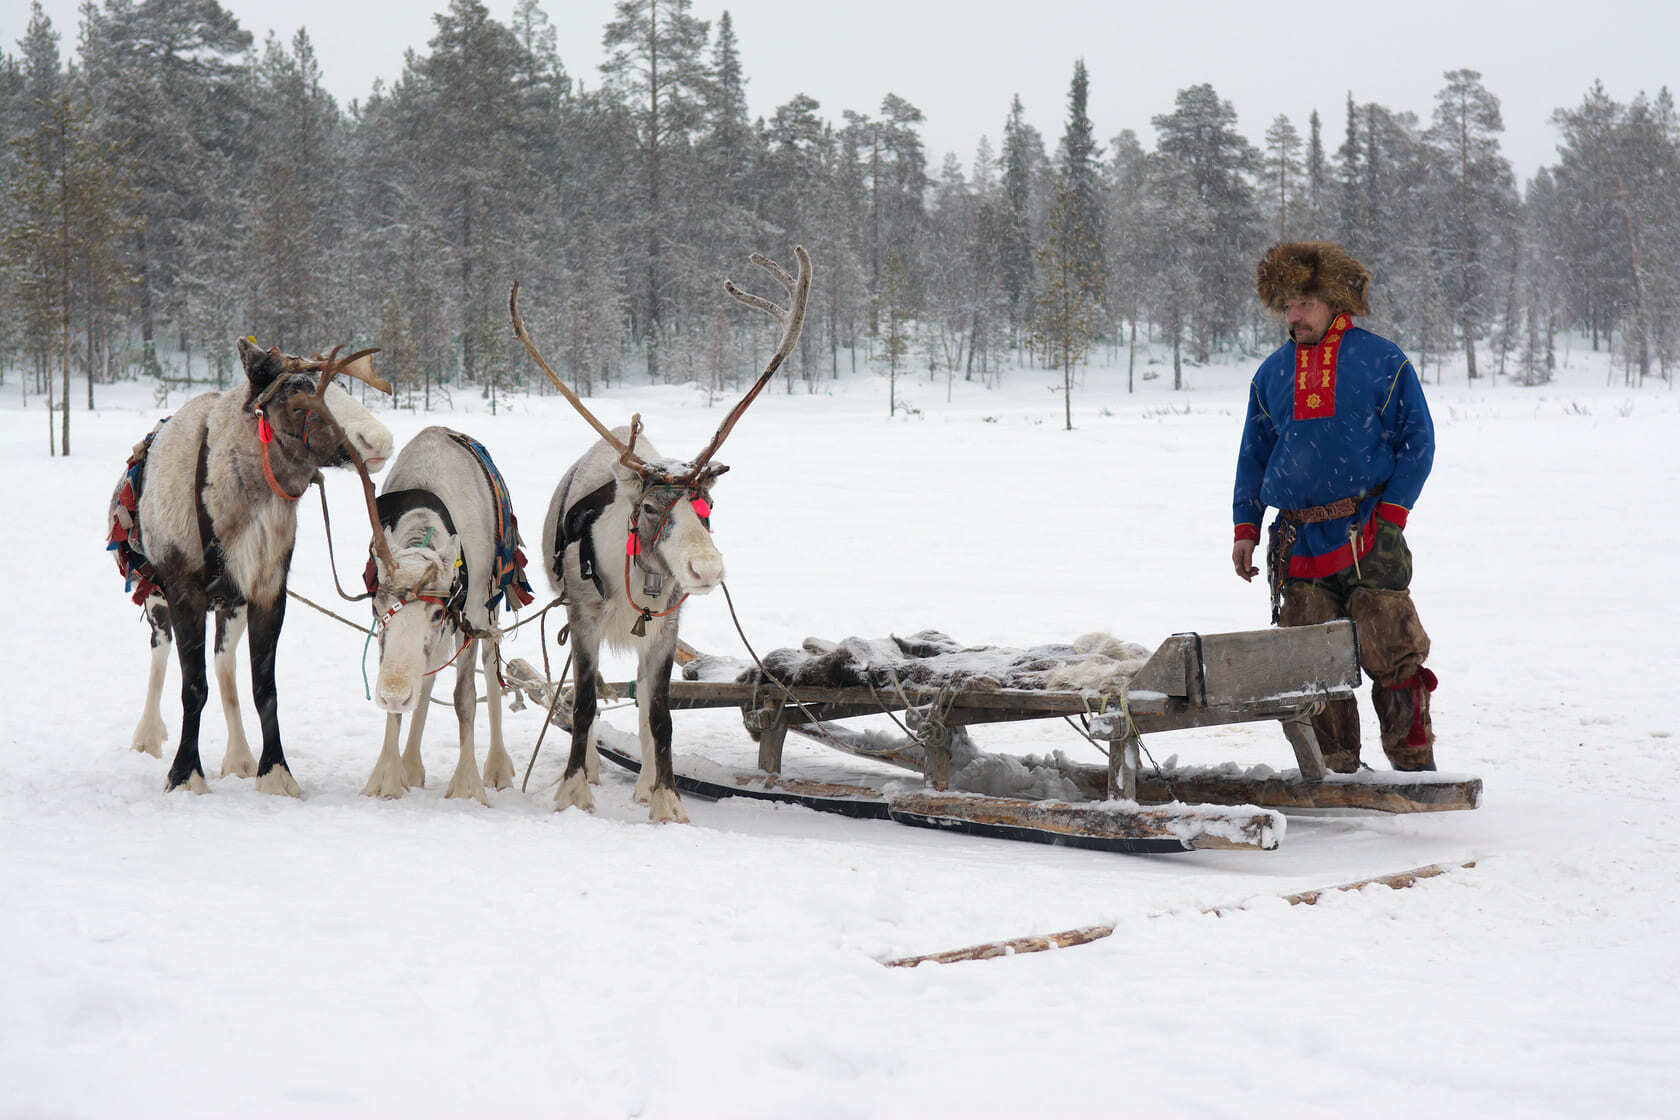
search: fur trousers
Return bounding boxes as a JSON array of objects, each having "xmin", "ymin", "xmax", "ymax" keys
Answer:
[{"xmin": 1276, "ymin": 521, "xmax": 1437, "ymax": 771}]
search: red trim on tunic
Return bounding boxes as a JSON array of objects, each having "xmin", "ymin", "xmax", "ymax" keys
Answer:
[
  {"xmin": 1234, "ymin": 523, "xmax": 1261, "ymax": 543},
  {"xmin": 1377, "ymin": 501, "xmax": 1409, "ymax": 528},
  {"xmin": 1293, "ymin": 314, "xmax": 1350, "ymax": 420},
  {"xmin": 1287, "ymin": 511, "xmax": 1380, "ymax": 579}
]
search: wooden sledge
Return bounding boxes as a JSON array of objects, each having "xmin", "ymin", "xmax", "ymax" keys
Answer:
[{"xmin": 504, "ymin": 621, "xmax": 1480, "ymax": 854}]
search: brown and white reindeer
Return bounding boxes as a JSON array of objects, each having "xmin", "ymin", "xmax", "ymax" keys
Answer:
[
  {"xmin": 510, "ymin": 246, "xmax": 812, "ymax": 822},
  {"xmin": 108, "ymin": 338, "xmax": 394, "ymax": 795},
  {"xmin": 362, "ymin": 426, "xmax": 535, "ymax": 805}
]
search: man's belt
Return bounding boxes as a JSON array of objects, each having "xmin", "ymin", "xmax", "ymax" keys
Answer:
[{"xmin": 1277, "ymin": 485, "xmax": 1383, "ymax": 525}]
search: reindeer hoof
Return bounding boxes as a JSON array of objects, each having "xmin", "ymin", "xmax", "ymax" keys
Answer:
[
  {"xmin": 649, "ymin": 788, "xmax": 688, "ymax": 824},
  {"xmin": 445, "ymin": 768, "xmax": 490, "ymax": 806},
  {"xmin": 554, "ymin": 770, "xmax": 595, "ymax": 814},
  {"xmin": 631, "ymin": 777, "xmax": 653, "ymax": 804},
  {"xmin": 361, "ymin": 762, "xmax": 409, "ymax": 799},
  {"xmin": 131, "ymin": 720, "xmax": 166, "ymax": 758},
  {"xmin": 255, "ymin": 766, "xmax": 302, "ymax": 798},
  {"xmin": 402, "ymin": 751, "xmax": 426, "ymax": 789},
  {"xmin": 221, "ymin": 741, "xmax": 257, "ymax": 779},
  {"xmin": 167, "ymin": 771, "xmax": 210, "ymax": 795},
  {"xmin": 483, "ymin": 746, "xmax": 515, "ymax": 791}
]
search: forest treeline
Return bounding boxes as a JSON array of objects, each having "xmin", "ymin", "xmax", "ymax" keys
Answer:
[{"xmin": 3, "ymin": 0, "xmax": 1677, "ymax": 452}]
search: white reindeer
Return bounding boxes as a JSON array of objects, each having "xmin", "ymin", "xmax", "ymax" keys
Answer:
[
  {"xmin": 108, "ymin": 339, "xmax": 393, "ymax": 795},
  {"xmin": 363, "ymin": 426, "xmax": 533, "ymax": 805},
  {"xmin": 510, "ymin": 247, "xmax": 811, "ymax": 822}
]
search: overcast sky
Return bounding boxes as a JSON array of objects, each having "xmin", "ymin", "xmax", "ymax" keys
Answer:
[{"xmin": 11, "ymin": 0, "xmax": 1678, "ymax": 188}]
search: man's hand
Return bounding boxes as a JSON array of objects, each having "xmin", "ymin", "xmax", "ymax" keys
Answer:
[{"xmin": 1233, "ymin": 539, "xmax": 1259, "ymax": 582}]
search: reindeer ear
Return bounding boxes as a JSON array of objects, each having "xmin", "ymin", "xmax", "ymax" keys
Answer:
[
  {"xmin": 610, "ymin": 456, "xmax": 642, "ymax": 490},
  {"xmin": 238, "ymin": 336, "xmax": 283, "ymax": 389}
]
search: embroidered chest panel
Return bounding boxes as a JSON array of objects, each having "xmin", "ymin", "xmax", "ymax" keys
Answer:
[{"xmin": 1293, "ymin": 314, "xmax": 1351, "ymax": 420}]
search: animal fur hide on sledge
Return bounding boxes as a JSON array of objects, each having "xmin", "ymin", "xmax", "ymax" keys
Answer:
[{"xmin": 687, "ymin": 629, "xmax": 1152, "ymax": 698}]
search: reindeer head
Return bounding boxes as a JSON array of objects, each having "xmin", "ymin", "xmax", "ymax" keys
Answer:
[
  {"xmin": 369, "ymin": 509, "xmax": 466, "ymax": 713},
  {"xmin": 237, "ymin": 337, "xmax": 394, "ymax": 474},
  {"xmin": 612, "ymin": 432, "xmax": 728, "ymax": 599},
  {"xmin": 512, "ymin": 245, "xmax": 810, "ymax": 593}
]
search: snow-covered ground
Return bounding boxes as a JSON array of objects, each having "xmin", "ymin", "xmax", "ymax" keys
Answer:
[{"xmin": 3, "ymin": 341, "xmax": 1677, "ymax": 1118}]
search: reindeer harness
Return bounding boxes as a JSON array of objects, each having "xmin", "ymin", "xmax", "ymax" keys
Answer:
[
  {"xmin": 364, "ymin": 431, "xmax": 534, "ymax": 645},
  {"xmin": 555, "ymin": 472, "xmax": 716, "ymax": 636}
]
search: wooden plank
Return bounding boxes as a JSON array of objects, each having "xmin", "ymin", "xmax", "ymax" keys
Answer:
[
  {"xmin": 887, "ymin": 791, "xmax": 1281, "ymax": 852},
  {"xmin": 1198, "ymin": 621, "xmax": 1360, "ymax": 707},
  {"xmin": 1279, "ymin": 714, "xmax": 1328, "ymax": 782},
  {"xmin": 660, "ymin": 678, "xmax": 1101, "ymax": 714},
  {"xmin": 1052, "ymin": 762, "xmax": 1482, "ymax": 814}
]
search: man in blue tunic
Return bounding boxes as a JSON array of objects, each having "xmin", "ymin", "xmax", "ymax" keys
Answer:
[{"xmin": 1231, "ymin": 242, "xmax": 1439, "ymax": 772}]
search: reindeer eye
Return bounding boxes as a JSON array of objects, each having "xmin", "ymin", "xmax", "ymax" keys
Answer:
[{"xmin": 430, "ymin": 607, "xmax": 445, "ymax": 623}]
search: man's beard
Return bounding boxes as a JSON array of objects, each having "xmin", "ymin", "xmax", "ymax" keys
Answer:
[{"xmin": 1290, "ymin": 324, "xmax": 1328, "ymax": 346}]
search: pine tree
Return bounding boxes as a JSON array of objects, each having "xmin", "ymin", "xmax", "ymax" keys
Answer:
[
  {"xmin": 878, "ymin": 248, "xmax": 911, "ymax": 415},
  {"xmin": 602, "ymin": 0, "xmax": 711, "ymax": 381},
  {"xmin": 4, "ymin": 88, "xmax": 136, "ymax": 453},
  {"xmin": 1102, "ymin": 129, "xmax": 1147, "ymax": 391},
  {"xmin": 999, "ymin": 94, "xmax": 1040, "ymax": 346},
  {"xmin": 1335, "ymin": 92, "xmax": 1364, "ymax": 253},
  {"xmin": 1262, "ymin": 114, "xmax": 1302, "ymax": 242},
  {"xmin": 1426, "ymin": 68, "xmax": 1516, "ymax": 381},
  {"xmin": 93, "ymin": 0, "xmax": 253, "ymax": 377},
  {"xmin": 1150, "ymin": 83, "xmax": 1261, "ymax": 361},
  {"xmin": 1059, "ymin": 60, "xmax": 1105, "ymax": 305},
  {"xmin": 1304, "ymin": 109, "xmax": 1326, "ymax": 233},
  {"xmin": 418, "ymin": 0, "xmax": 535, "ymax": 400},
  {"xmin": 1032, "ymin": 175, "xmax": 1102, "ymax": 430}
]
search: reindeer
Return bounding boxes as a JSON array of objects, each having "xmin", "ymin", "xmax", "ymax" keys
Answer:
[
  {"xmin": 362, "ymin": 426, "xmax": 534, "ymax": 805},
  {"xmin": 108, "ymin": 338, "xmax": 394, "ymax": 795},
  {"xmin": 510, "ymin": 246, "xmax": 811, "ymax": 823}
]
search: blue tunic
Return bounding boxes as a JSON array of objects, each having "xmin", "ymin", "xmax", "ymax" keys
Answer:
[{"xmin": 1232, "ymin": 320, "xmax": 1434, "ymax": 578}]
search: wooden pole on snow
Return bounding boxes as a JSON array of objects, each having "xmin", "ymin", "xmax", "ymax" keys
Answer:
[{"xmin": 881, "ymin": 860, "xmax": 1477, "ymax": 968}]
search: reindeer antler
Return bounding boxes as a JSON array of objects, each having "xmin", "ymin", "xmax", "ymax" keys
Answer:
[
  {"xmin": 508, "ymin": 246, "xmax": 812, "ymax": 486},
  {"xmin": 273, "ymin": 342, "xmax": 396, "ymax": 576},
  {"xmin": 307, "ymin": 345, "xmax": 391, "ymax": 397},
  {"xmin": 686, "ymin": 245, "xmax": 812, "ymax": 478},
  {"xmin": 508, "ymin": 281, "xmax": 653, "ymax": 475}
]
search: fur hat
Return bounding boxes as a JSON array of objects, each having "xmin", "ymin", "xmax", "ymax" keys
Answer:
[{"xmin": 1255, "ymin": 241, "xmax": 1371, "ymax": 316}]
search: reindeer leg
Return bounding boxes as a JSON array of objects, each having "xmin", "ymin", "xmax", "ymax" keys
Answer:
[
  {"xmin": 555, "ymin": 637, "xmax": 598, "ymax": 813},
  {"xmin": 445, "ymin": 638, "xmax": 489, "ymax": 805},
  {"xmin": 132, "ymin": 596, "xmax": 172, "ymax": 758},
  {"xmin": 363, "ymin": 713, "xmax": 409, "ymax": 798},
  {"xmin": 163, "ymin": 589, "xmax": 210, "ymax": 794},
  {"xmin": 215, "ymin": 606, "xmax": 256, "ymax": 778},
  {"xmin": 481, "ymin": 637, "xmax": 514, "ymax": 791},
  {"xmin": 247, "ymin": 592, "xmax": 301, "ymax": 798},
  {"xmin": 639, "ymin": 642, "xmax": 687, "ymax": 824},
  {"xmin": 401, "ymin": 676, "xmax": 434, "ymax": 788}
]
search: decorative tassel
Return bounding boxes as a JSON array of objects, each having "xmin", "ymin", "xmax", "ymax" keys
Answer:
[{"xmin": 1402, "ymin": 668, "xmax": 1438, "ymax": 746}]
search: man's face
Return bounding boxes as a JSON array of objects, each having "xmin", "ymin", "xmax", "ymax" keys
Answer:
[{"xmin": 1283, "ymin": 297, "xmax": 1334, "ymax": 346}]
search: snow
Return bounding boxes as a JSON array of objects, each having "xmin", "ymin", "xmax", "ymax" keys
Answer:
[{"xmin": 3, "ymin": 346, "xmax": 1679, "ymax": 1117}]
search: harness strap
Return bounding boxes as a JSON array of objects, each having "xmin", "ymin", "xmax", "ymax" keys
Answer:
[
  {"xmin": 366, "ymin": 489, "xmax": 470, "ymax": 622},
  {"xmin": 255, "ymin": 410, "xmax": 306, "ymax": 502},
  {"xmin": 558, "ymin": 478, "xmax": 617, "ymax": 599}
]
